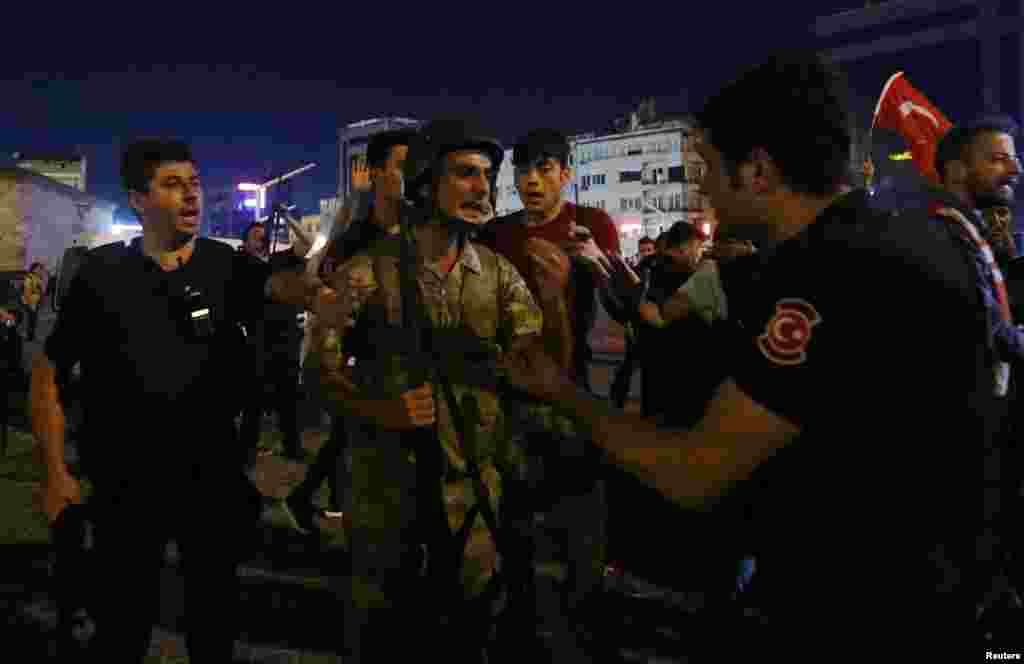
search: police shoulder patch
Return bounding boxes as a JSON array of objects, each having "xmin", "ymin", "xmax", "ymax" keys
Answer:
[{"xmin": 756, "ymin": 298, "xmax": 822, "ymax": 366}]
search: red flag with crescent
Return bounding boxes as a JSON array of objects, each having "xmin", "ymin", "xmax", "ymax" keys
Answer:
[{"xmin": 871, "ymin": 71, "xmax": 954, "ymax": 185}]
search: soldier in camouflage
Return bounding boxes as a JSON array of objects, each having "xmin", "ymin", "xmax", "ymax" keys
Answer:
[{"xmin": 311, "ymin": 118, "xmax": 547, "ymax": 662}]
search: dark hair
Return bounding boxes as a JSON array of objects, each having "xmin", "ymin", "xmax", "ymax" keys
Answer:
[
  {"xmin": 935, "ymin": 113, "xmax": 1020, "ymax": 181},
  {"xmin": 696, "ymin": 50, "xmax": 853, "ymax": 196},
  {"xmin": 242, "ymin": 221, "xmax": 265, "ymax": 244},
  {"xmin": 661, "ymin": 221, "xmax": 701, "ymax": 249},
  {"xmin": 121, "ymin": 139, "xmax": 194, "ymax": 193},
  {"xmin": 367, "ymin": 129, "xmax": 417, "ymax": 169},
  {"xmin": 513, "ymin": 128, "xmax": 571, "ymax": 168},
  {"xmin": 638, "ymin": 236, "xmax": 656, "ymax": 246}
]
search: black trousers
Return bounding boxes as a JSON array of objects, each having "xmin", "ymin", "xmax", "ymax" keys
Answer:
[
  {"xmin": 240, "ymin": 342, "xmax": 302, "ymax": 458},
  {"xmin": 84, "ymin": 468, "xmax": 260, "ymax": 663},
  {"xmin": 22, "ymin": 303, "xmax": 39, "ymax": 341},
  {"xmin": 290, "ymin": 415, "xmax": 348, "ymax": 512},
  {"xmin": 609, "ymin": 333, "xmax": 638, "ymax": 408}
]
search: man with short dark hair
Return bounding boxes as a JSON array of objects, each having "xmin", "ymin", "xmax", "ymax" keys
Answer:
[
  {"xmin": 928, "ymin": 115, "xmax": 1024, "ymax": 622},
  {"xmin": 283, "ymin": 127, "xmax": 416, "ymax": 532},
  {"xmin": 480, "ymin": 127, "xmax": 621, "ymax": 388},
  {"xmin": 236, "ymin": 217, "xmax": 309, "ymax": 463},
  {"xmin": 30, "ymin": 138, "xmax": 321, "ymax": 661},
  {"xmin": 501, "ymin": 51, "xmax": 993, "ymax": 657},
  {"xmin": 636, "ymin": 235, "xmax": 656, "ymax": 261},
  {"xmin": 477, "ymin": 127, "xmax": 621, "ymax": 657}
]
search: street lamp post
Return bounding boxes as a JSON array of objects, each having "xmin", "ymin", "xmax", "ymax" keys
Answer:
[
  {"xmin": 238, "ymin": 162, "xmax": 317, "ymax": 249},
  {"xmin": 239, "ymin": 162, "xmax": 317, "ymax": 220}
]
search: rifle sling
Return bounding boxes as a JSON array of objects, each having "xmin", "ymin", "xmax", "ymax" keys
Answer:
[{"xmin": 398, "ymin": 224, "xmax": 505, "ymax": 605}]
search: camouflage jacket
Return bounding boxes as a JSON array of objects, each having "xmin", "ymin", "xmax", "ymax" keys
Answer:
[{"xmin": 333, "ymin": 234, "xmax": 543, "ymax": 470}]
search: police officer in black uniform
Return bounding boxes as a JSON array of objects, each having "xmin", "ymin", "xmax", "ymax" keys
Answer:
[
  {"xmin": 30, "ymin": 139, "xmax": 321, "ymax": 662},
  {"xmin": 236, "ymin": 219, "xmax": 308, "ymax": 462},
  {"xmin": 501, "ymin": 52, "xmax": 993, "ymax": 659}
]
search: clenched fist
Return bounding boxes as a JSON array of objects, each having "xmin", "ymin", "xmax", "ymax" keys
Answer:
[
  {"xmin": 525, "ymin": 237, "xmax": 570, "ymax": 301},
  {"xmin": 372, "ymin": 384, "xmax": 436, "ymax": 430}
]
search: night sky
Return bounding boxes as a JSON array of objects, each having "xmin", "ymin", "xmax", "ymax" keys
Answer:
[{"xmin": 0, "ymin": 3, "xmax": 930, "ymax": 216}]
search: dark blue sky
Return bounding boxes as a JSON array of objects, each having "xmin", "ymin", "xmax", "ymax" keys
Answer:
[{"xmin": 0, "ymin": 3, "xmax": 916, "ymax": 215}]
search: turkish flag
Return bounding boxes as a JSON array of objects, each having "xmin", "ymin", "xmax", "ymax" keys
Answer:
[{"xmin": 872, "ymin": 71, "xmax": 954, "ymax": 184}]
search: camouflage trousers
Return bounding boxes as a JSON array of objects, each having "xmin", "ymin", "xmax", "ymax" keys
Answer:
[{"xmin": 344, "ymin": 442, "xmax": 506, "ymax": 662}]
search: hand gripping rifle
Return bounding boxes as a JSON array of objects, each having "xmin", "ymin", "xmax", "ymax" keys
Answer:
[{"xmin": 396, "ymin": 200, "xmax": 506, "ymax": 626}]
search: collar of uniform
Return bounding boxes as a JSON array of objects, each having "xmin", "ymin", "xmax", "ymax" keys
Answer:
[
  {"xmin": 457, "ymin": 238, "xmax": 483, "ymax": 274},
  {"xmin": 757, "ymin": 190, "xmax": 868, "ymax": 259},
  {"xmin": 420, "ymin": 235, "xmax": 483, "ymax": 279}
]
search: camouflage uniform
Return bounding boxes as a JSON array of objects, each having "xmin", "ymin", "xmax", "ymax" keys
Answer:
[{"xmin": 323, "ymin": 233, "xmax": 543, "ymax": 660}]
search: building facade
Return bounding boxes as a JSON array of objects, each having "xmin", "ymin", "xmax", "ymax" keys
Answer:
[{"xmin": 14, "ymin": 153, "xmax": 87, "ymax": 192}]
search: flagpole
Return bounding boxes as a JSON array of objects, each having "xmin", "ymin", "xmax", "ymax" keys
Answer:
[
  {"xmin": 869, "ymin": 71, "xmax": 905, "ymax": 145},
  {"xmin": 865, "ymin": 71, "xmax": 905, "ymax": 194}
]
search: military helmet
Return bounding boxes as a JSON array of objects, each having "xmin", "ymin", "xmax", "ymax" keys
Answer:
[{"xmin": 402, "ymin": 117, "xmax": 505, "ymax": 207}]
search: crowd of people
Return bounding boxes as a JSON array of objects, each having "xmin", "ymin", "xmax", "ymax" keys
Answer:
[{"xmin": 22, "ymin": 48, "xmax": 1024, "ymax": 662}]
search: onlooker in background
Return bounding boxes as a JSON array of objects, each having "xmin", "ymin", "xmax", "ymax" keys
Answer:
[
  {"xmin": 609, "ymin": 235, "xmax": 659, "ymax": 408},
  {"xmin": 1, "ymin": 275, "xmax": 23, "ymax": 379},
  {"xmin": 236, "ymin": 218, "xmax": 311, "ymax": 463},
  {"xmin": 22, "ymin": 261, "xmax": 45, "ymax": 341}
]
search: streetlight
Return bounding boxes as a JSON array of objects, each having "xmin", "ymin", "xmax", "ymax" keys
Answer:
[{"xmin": 238, "ymin": 162, "xmax": 317, "ymax": 220}]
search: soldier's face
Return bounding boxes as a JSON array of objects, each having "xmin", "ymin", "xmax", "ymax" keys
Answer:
[
  {"xmin": 515, "ymin": 157, "xmax": 570, "ymax": 217},
  {"xmin": 963, "ymin": 132, "xmax": 1021, "ymax": 209},
  {"xmin": 436, "ymin": 150, "xmax": 495, "ymax": 227}
]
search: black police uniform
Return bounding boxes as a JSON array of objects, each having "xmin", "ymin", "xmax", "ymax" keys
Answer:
[
  {"xmin": 238, "ymin": 248, "xmax": 305, "ymax": 460},
  {"xmin": 712, "ymin": 190, "xmax": 992, "ymax": 656},
  {"xmin": 44, "ymin": 236, "xmax": 267, "ymax": 661}
]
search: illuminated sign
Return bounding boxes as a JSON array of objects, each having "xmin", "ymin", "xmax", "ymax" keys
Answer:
[
  {"xmin": 238, "ymin": 183, "xmax": 260, "ymax": 191},
  {"xmin": 242, "ymin": 198, "xmax": 259, "ymax": 208},
  {"xmin": 889, "ymin": 151, "xmax": 913, "ymax": 161}
]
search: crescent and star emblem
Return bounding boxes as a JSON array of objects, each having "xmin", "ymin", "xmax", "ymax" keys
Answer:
[
  {"xmin": 757, "ymin": 298, "xmax": 822, "ymax": 366},
  {"xmin": 898, "ymin": 100, "xmax": 940, "ymax": 129}
]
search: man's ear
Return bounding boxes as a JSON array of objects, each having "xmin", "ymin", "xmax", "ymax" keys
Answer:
[
  {"xmin": 748, "ymin": 147, "xmax": 780, "ymax": 194},
  {"xmin": 127, "ymin": 190, "xmax": 146, "ymax": 217},
  {"xmin": 561, "ymin": 166, "xmax": 574, "ymax": 189},
  {"xmin": 945, "ymin": 160, "xmax": 967, "ymax": 185}
]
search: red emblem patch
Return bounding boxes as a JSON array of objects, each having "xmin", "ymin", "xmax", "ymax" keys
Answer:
[{"xmin": 756, "ymin": 298, "xmax": 822, "ymax": 366}]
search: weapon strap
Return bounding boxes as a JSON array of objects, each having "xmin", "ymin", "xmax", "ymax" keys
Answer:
[
  {"xmin": 398, "ymin": 217, "xmax": 453, "ymax": 591},
  {"xmin": 398, "ymin": 225, "xmax": 508, "ymax": 614}
]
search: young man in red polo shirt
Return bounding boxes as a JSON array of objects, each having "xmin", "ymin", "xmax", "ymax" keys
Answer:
[
  {"xmin": 480, "ymin": 128, "xmax": 620, "ymax": 389},
  {"xmin": 478, "ymin": 128, "xmax": 621, "ymax": 659}
]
